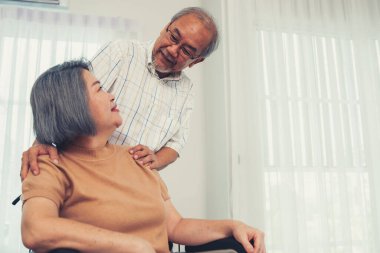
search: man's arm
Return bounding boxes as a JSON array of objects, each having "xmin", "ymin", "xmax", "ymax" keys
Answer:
[
  {"xmin": 165, "ymin": 200, "xmax": 266, "ymax": 253},
  {"xmin": 22, "ymin": 197, "xmax": 154, "ymax": 253},
  {"xmin": 129, "ymin": 145, "xmax": 178, "ymax": 171},
  {"xmin": 129, "ymin": 82, "xmax": 195, "ymax": 170}
]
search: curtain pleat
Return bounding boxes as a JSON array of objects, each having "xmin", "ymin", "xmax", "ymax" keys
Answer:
[{"xmin": 223, "ymin": 0, "xmax": 380, "ymax": 252}]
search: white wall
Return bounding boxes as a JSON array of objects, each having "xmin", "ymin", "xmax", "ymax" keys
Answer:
[
  {"xmin": 201, "ymin": 2, "xmax": 231, "ymax": 219},
  {"xmin": 68, "ymin": 0, "xmax": 210, "ymax": 218}
]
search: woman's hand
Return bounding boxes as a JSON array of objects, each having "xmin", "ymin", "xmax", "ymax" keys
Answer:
[{"xmin": 231, "ymin": 221, "xmax": 266, "ymax": 253}]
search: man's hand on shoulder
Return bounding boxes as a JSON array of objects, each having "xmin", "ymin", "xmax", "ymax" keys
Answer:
[
  {"xmin": 20, "ymin": 143, "xmax": 59, "ymax": 181},
  {"xmin": 128, "ymin": 144, "xmax": 158, "ymax": 170}
]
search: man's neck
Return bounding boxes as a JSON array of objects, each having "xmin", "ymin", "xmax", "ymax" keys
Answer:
[{"xmin": 156, "ymin": 70, "xmax": 171, "ymax": 79}]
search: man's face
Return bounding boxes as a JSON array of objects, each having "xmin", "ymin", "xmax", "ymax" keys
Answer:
[{"xmin": 152, "ymin": 14, "xmax": 214, "ymax": 77}]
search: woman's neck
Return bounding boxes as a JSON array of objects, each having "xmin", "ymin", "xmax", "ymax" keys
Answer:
[{"xmin": 75, "ymin": 131, "xmax": 110, "ymax": 150}]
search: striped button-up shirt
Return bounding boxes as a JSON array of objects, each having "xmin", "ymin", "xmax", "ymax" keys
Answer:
[{"xmin": 91, "ymin": 40, "xmax": 194, "ymax": 154}]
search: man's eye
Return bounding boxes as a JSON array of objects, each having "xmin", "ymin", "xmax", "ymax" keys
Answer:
[
  {"xmin": 182, "ymin": 48, "xmax": 192, "ymax": 58},
  {"xmin": 170, "ymin": 34, "xmax": 179, "ymax": 43}
]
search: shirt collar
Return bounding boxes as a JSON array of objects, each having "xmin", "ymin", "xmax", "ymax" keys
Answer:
[{"xmin": 146, "ymin": 41, "xmax": 183, "ymax": 81}]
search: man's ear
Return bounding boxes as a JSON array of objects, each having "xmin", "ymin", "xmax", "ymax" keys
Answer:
[{"xmin": 189, "ymin": 57, "xmax": 205, "ymax": 68}]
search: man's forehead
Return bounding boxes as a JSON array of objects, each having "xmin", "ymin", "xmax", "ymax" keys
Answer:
[{"xmin": 171, "ymin": 14, "xmax": 205, "ymax": 30}]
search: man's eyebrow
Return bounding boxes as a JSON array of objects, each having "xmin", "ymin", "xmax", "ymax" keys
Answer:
[
  {"xmin": 173, "ymin": 27, "xmax": 182, "ymax": 38},
  {"xmin": 173, "ymin": 27, "xmax": 197, "ymax": 53}
]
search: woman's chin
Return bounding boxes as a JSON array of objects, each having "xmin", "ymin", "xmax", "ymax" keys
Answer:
[{"xmin": 115, "ymin": 119, "xmax": 123, "ymax": 128}]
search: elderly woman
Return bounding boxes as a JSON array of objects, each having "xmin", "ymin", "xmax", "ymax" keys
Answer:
[{"xmin": 21, "ymin": 60, "xmax": 265, "ymax": 253}]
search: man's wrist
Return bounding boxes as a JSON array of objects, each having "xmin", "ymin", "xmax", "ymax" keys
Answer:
[{"xmin": 153, "ymin": 152, "xmax": 163, "ymax": 170}]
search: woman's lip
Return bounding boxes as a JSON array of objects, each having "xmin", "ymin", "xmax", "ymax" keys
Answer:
[{"xmin": 111, "ymin": 104, "xmax": 119, "ymax": 112}]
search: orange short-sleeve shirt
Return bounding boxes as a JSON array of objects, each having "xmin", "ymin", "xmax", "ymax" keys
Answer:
[{"xmin": 22, "ymin": 143, "xmax": 170, "ymax": 253}]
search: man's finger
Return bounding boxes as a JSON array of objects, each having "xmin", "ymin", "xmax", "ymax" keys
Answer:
[
  {"xmin": 141, "ymin": 155, "xmax": 154, "ymax": 164},
  {"xmin": 134, "ymin": 144, "xmax": 145, "ymax": 151},
  {"xmin": 129, "ymin": 147, "xmax": 135, "ymax": 154},
  {"xmin": 47, "ymin": 146, "xmax": 59, "ymax": 164},
  {"xmin": 133, "ymin": 150, "xmax": 151, "ymax": 160},
  {"xmin": 129, "ymin": 144, "xmax": 150, "ymax": 154},
  {"xmin": 129, "ymin": 144, "xmax": 144, "ymax": 154},
  {"xmin": 20, "ymin": 152, "xmax": 29, "ymax": 181},
  {"xmin": 145, "ymin": 161, "xmax": 154, "ymax": 170},
  {"xmin": 28, "ymin": 146, "xmax": 47, "ymax": 175}
]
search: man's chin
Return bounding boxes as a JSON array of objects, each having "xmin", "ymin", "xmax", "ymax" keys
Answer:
[
  {"xmin": 154, "ymin": 52, "xmax": 176, "ymax": 70},
  {"xmin": 152, "ymin": 61, "xmax": 171, "ymax": 74}
]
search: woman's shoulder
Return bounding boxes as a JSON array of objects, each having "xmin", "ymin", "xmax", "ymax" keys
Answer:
[
  {"xmin": 37, "ymin": 154, "xmax": 59, "ymax": 166},
  {"xmin": 110, "ymin": 144, "xmax": 134, "ymax": 160},
  {"xmin": 37, "ymin": 154, "xmax": 71, "ymax": 176},
  {"xmin": 111, "ymin": 144, "xmax": 130, "ymax": 152}
]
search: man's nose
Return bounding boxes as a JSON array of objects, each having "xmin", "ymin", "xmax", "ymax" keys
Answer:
[{"xmin": 167, "ymin": 44, "xmax": 180, "ymax": 58}]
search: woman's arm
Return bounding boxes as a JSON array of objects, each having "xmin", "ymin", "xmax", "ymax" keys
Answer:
[
  {"xmin": 165, "ymin": 200, "xmax": 266, "ymax": 253},
  {"xmin": 22, "ymin": 197, "xmax": 155, "ymax": 253}
]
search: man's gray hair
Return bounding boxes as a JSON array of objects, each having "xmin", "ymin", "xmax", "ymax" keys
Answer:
[
  {"xmin": 171, "ymin": 7, "xmax": 219, "ymax": 58},
  {"xmin": 30, "ymin": 59, "xmax": 96, "ymax": 150}
]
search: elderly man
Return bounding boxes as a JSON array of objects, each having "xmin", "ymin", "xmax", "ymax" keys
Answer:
[{"xmin": 21, "ymin": 7, "xmax": 218, "ymax": 176}]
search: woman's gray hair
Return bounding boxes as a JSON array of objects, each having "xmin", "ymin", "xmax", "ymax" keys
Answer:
[
  {"xmin": 30, "ymin": 59, "xmax": 96, "ymax": 150},
  {"xmin": 171, "ymin": 7, "xmax": 219, "ymax": 58}
]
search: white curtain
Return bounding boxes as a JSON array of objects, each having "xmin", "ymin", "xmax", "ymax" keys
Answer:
[
  {"xmin": 0, "ymin": 5, "xmax": 140, "ymax": 252},
  {"xmin": 222, "ymin": 0, "xmax": 380, "ymax": 252}
]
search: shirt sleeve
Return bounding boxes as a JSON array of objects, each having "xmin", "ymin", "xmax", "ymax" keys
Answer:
[
  {"xmin": 164, "ymin": 82, "xmax": 195, "ymax": 156},
  {"xmin": 91, "ymin": 40, "xmax": 124, "ymax": 93},
  {"xmin": 152, "ymin": 171, "xmax": 170, "ymax": 201},
  {"xmin": 22, "ymin": 156, "xmax": 69, "ymax": 208}
]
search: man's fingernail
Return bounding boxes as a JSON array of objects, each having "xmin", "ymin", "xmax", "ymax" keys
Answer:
[
  {"xmin": 129, "ymin": 150, "xmax": 134, "ymax": 154},
  {"xmin": 53, "ymin": 159, "xmax": 59, "ymax": 164},
  {"xmin": 134, "ymin": 155, "xmax": 138, "ymax": 159},
  {"xmin": 32, "ymin": 170, "xmax": 37, "ymax": 175}
]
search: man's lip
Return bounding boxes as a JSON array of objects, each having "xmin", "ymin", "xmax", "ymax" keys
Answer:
[{"xmin": 160, "ymin": 49, "xmax": 175, "ymax": 66}]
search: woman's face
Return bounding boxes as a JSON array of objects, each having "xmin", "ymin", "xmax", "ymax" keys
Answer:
[{"xmin": 83, "ymin": 70, "xmax": 122, "ymax": 133}]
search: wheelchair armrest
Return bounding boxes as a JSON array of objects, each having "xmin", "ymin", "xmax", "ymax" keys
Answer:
[
  {"xmin": 185, "ymin": 236, "xmax": 249, "ymax": 253},
  {"xmin": 47, "ymin": 237, "xmax": 248, "ymax": 253},
  {"xmin": 49, "ymin": 249, "xmax": 79, "ymax": 253}
]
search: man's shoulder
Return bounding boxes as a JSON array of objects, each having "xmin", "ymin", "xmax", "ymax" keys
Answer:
[
  {"xmin": 175, "ymin": 72, "xmax": 194, "ymax": 92},
  {"xmin": 106, "ymin": 39, "xmax": 148, "ymax": 53},
  {"xmin": 179, "ymin": 72, "xmax": 191, "ymax": 83},
  {"xmin": 102, "ymin": 39, "xmax": 149, "ymax": 63}
]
